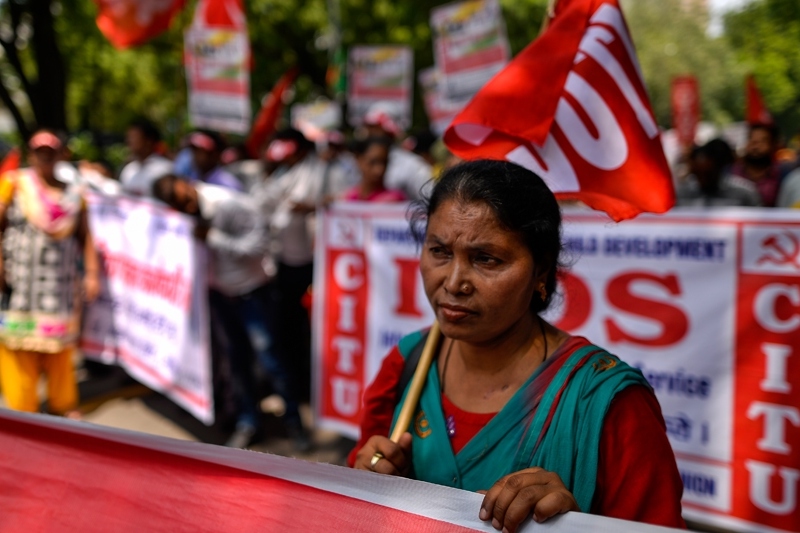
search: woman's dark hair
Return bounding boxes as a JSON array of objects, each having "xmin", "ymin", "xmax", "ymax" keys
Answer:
[
  {"xmin": 273, "ymin": 127, "xmax": 315, "ymax": 152},
  {"xmin": 129, "ymin": 118, "xmax": 161, "ymax": 143},
  {"xmin": 350, "ymin": 136, "xmax": 392, "ymax": 157},
  {"xmin": 410, "ymin": 159, "xmax": 563, "ymax": 314}
]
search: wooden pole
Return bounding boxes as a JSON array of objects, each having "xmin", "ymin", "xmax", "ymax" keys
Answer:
[
  {"xmin": 384, "ymin": 0, "xmax": 556, "ymax": 448},
  {"xmin": 540, "ymin": 0, "xmax": 558, "ymax": 34},
  {"xmin": 389, "ymin": 321, "xmax": 441, "ymax": 442}
]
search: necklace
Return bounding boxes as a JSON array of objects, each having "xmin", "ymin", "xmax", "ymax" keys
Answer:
[{"xmin": 440, "ymin": 316, "xmax": 549, "ymax": 440}]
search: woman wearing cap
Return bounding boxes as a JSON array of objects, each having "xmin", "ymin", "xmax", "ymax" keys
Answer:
[
  {"xmin": 350, "ymin": 160, "xmax": 685, "ymax": 531},
  {"xmin": 0, "ymin": 130, "xmax": 100, "ymax": 417},
  {"xmin": 342, "ymin": 137, "xmax": 406, "ymax": 203}
]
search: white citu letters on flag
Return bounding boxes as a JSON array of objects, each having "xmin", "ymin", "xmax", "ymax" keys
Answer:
[{"xmin": 444, "ymin": 0, "xmax": 673, "ymax": 221}]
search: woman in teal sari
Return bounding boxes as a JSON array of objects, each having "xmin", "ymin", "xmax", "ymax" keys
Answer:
[{"xmin": 350, "ymin": 160, "xmax": 685, "ymax": 531}]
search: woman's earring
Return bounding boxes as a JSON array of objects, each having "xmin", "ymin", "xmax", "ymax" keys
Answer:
[{"xmin": 538, "ymin": 284, "xmax": 547, "ymax": 301}]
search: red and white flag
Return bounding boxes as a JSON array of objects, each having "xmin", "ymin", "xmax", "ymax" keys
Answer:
[
  {"xmin": 745, "ymin": 74, "xmax": 774, "ymax": 126},
  {"xmin": 94, "ymin": 0, "xmax": 185, "ymax": 49},
  {"xmin": 443, "ymin": 0, "xmax": 673, "ymax": 222}
]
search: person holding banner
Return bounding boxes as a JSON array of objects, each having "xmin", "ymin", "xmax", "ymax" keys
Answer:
[
  {"xmin": 152, "ymin": 174, "xmax": 306, "ymax": 449},
  {"xmin": 0, "ymin": 130, "xmax": 100, "ymax": 417},
  {"xmin": 362, "ymin": 105, "xmax": 433, "ymax": 200},
  {"xmin": 119, "ymin": 118, "xmax": 173, "ymax": 197},
  {"xmin": 186, "ymin": 130, "xmax": 245, "ymax": 192},
  {"xmin": 350, "ymin": 161, "xmax": 685, "ymax": 531},
  {"xmin": 342, "ymin": 137, "xmax": 406, "ymax": 203},
  {"xmin": 259, "ymin": 128, "xmax": 348, "ymax": 404}
]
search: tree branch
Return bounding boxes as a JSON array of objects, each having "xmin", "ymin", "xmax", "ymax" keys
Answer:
[
  {"xmin": 0, "ymin": 76, "xmax": 30, "ymax": 139},
  {"xmin": 0, "ymin": 38, "xmax": 34, "ymax": 98}
]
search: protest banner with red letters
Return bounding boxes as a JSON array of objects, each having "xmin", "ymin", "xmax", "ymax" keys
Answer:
[
  {"xmin": 81, "ymin": 193, "xmax": 213, "ymax": 425},
  {"xmin": 671, "ymin": 76, "xmax": 700, "ymax": 149},
  {"xmin": 444, "ymin": 0, "xmax": 674, "ymax": 221},
  {"xmin": 94, "ymin": 0, "xmax": 185, "ymax": 49},
  {"xmin": 314, "ymin": 203, "xmax": 800, "ymax": 533},
  {"xmin": 185, "ymin": 0, "xmax": 251, "ymax": 134}
]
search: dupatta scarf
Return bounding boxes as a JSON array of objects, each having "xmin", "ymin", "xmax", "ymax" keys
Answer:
[{"xmin": 390, "ymin": 330, "xmax": 650, "ymax": 512}]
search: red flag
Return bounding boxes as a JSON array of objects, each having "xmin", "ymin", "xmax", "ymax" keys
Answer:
[
  {"xmin": 671, "ymin": 76, "xmax": 700, "ymax": 149},
  {"xmin": 193, "ymin": 0, "xmax": 246, "ymax": 29},
  {"xmin": 245, "ymin": 68, "xmax": 299, "ymax": 158},
  {"xmin": 444, "ymin": 0, "xmax": 673, "ymax": 221},
  {"xmin": 745, "ymin": 74, "xmax": 774, "ymax": 126},
  {"xmin": 94, "ymin": 0, "xmax": 185, "ymax": 49},
  {"xmin": 0, "ymin": 147, "xmax": 20, "ymax": 175}
]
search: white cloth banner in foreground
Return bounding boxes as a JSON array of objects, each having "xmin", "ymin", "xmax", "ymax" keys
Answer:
[
  {"xmin": 313, "ymin": 204, "xmax": 800, "ymax": 533},
  {"xmin": 81, "ymin": 193, "xmax": 213, "ymax": 424},
  {"xmin": 0, "ymin": 409, "xmax": 681, "ymax": 532}
]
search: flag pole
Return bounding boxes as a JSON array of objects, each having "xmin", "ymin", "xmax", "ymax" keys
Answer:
[
  {"xmin": 540, "ymin": 0, "xmax": 558, "ymax": 33},
  {"xmin": 388, "ymin": 321, "xmax": 442, "ymax": 443},
  {"xmin": 386, "ymin": 0, "xmax": 557, "ymax": 448}
]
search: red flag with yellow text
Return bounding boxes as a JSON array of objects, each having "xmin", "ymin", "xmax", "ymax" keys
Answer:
[
  {"xmin": 94, "ymin": 0, "xmax": 185, "ymax": 49},
  {"xmin": 444, "ymin": 0, "xmax": 673, "ymax": 221}
]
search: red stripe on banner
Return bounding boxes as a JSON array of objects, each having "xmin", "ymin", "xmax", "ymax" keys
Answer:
[
  {"xmin": 0, "ymin": 411, "xmax": 481, "ymax": 532},
  {"xmin": 438, "ymin": 45, "xmax": 508, "ymax": 74},
  {"xmin": 189, "ymin": 77, "xmax": 248, "ymax": 94}
]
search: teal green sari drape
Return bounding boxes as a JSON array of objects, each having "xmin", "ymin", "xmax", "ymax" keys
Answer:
[{"xmin": 390, "ymin": 330, "xmax": 650, "ymax": 512}]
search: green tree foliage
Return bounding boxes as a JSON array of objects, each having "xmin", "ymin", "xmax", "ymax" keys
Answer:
[
  {"xmin": 247, "ymin": 0, "xmax": 547, "ymax": 130},
  {"xmin": 57, "ymin": 0, "xmax": 189, "ymax": 138},
  {"xmin": 623, "ymin": 0, "xmax": 744, "ymax": 128},
  {"xmin": 724, "ymin": 0, "xmax": 800, "ymax": 134},
  {"xmin": 0, "ymin": 0, "xmax": 67, "ymax": 137},
  {"xmin": 5, "ymin": 0, "xmax": 796, "ymax": 144}
]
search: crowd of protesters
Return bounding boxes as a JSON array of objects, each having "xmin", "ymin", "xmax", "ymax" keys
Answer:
[
  {"xmin": 1, "ymin": 107, "xmax": 799, "ymax": 451},
  {"xmin": 0, "ymin": 106, "xmax": 432, "ymax": 450},
  {"xmin": 674, "ymin": 123, "xmax": 800, "ymax": 208}
]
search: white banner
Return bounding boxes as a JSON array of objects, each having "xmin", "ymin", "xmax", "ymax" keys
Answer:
[
  {"xmin": 185, "ymin": 0, "xmax": 251, "ymax": 134},
  {"xmin": 430, "ymin": 0, "xmax": 510, "ymax": 101},
  {"xmin": 313, "ymin": 204, "xmax": 800, "ymax": 533},
  {"xmin": 82, "ymin": 194, "xmax": 213, "ymax": 424},
  {"xmin": 347, "ymin": 46, "xmax": 414, "ymax": 130}
]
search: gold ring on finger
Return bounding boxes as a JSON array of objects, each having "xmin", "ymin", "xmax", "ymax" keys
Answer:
[{"xmin": 370, "ymin": 452, "xmax": 384, "ymax": 468}]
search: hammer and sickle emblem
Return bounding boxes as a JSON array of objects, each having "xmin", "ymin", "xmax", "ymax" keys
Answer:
[
  {"xmin": 337, "ymin": 221, "xmax": 357, "ymax": 246},
  {"xmin": 414, "ymin": 410, "xmax": 432, "ymax": 438},
  {"xmin": 757, "ymin": 233, "xmax": 800, "ymax": 269}
]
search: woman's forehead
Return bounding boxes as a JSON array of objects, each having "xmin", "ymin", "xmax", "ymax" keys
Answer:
[{"xmin": 427, "ymin": 200, "xmax": 510, "ymax": 240}]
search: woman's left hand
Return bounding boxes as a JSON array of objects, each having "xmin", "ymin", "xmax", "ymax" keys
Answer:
[{"xmin": 479, "ymin": 467, "xmax": 579, "ymax": 532}]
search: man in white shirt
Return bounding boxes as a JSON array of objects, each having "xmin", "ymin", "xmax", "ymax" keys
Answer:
[
  {"xmin": 119, "ymin": 119, "xmax": 173, "ymax": 197},
  {"xmin": 152, "ymin": 174, "xmax": 306, "ymax": 449},
  {"xmin": 255, "ymin": 129, "xmax": 347, "ymax": 406}
]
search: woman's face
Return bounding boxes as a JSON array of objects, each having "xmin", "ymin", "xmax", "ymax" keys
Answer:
[
  {"xmin": 357, "ymin": 144, "xmax": 389, "ymax": 188},
  {"xmin": 420, "ymin": 199, "xmax": 541, "ymax": 345}
]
